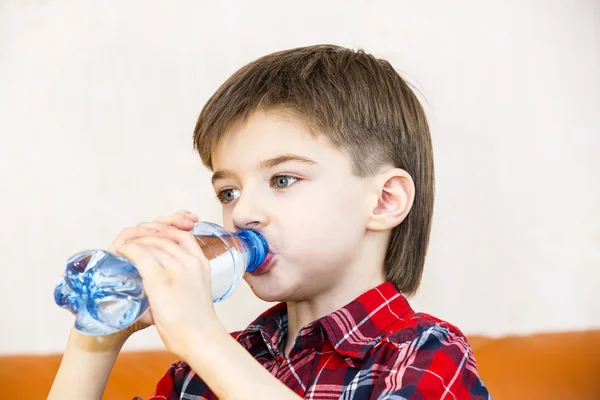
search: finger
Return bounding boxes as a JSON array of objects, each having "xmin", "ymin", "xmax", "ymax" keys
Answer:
[
  {"xmin": 129, "ymin": 235, "xmax": 198, "ymax": 269},
  {"xmin": 154, "ymin": 214, "xmax": 196, "ymax": 231},
  {"xmin": 116, "ymin": 242, "xmax": 167, "ymax": 282},
  {"xmin": 175, "ymin": 210, "xmax": 199, "ymax": 221},
  {"xmin": 148, "ymin": 226, "xmax": 205, "ymax": 258},
  {"xmin": 127, "ymin": 222, "xmax": 178, "ymax": 238},
  {"xmin": 108, "ymin": 226, "xmax": 162, "ymax": 252},
  {"xmin": 136, "ymin": 221, "xmax": 170, "ymax": 231}
]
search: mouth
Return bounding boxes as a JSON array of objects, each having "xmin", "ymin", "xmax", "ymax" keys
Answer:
[{"xmin": 249, "ymin": 252, "xmax": 275, "ymax": 276}]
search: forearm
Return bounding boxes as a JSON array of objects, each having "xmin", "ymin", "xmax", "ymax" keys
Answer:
[
  {"xmin": 183, "ymin": 326, "xmax": 300, "ymax": 400},
  {"xmin": 47, "ymin": 328, "xmax": 128, "ymax": 400}
]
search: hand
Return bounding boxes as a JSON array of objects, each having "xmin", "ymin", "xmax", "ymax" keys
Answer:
[
  {"xmin": 114, "ymin": 224, "xmax": 223, "ymax": 359},
  {"xmin": 107, "ymin": 210, "xmax": 199, "ymax": 336}
]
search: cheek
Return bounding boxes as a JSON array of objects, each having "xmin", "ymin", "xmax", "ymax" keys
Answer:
[
  {"xmin": 303, "ymin": 181, "xmax": 366, "ymax": 227},
  {"xmin": 280, "ymin": 185, "xmax": 366, "ymax": 261}
]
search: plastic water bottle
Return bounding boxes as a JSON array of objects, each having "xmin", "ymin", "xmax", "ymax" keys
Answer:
[{"xmin": 54, "ymin": 221, "xmax": 268, "ymax": 336}]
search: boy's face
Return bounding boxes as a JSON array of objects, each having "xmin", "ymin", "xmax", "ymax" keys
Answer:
[{"xmin": 211, "ymin": 109, "xmax": 377, "ymax": 302}]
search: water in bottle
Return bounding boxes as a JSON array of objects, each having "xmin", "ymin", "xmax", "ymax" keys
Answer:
[{"xmin": 54, "ymin": 221, "xmax": 268, "ymax": 335}]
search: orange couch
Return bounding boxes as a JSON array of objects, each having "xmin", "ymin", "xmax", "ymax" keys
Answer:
[{"xmin": 1, "ymin": 330, "xmax": 598, "ymax": 399}]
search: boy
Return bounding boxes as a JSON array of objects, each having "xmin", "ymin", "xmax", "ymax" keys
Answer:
[{"xmin": 48, "ymin": 45, "xmax": 490, "ymax": 399}]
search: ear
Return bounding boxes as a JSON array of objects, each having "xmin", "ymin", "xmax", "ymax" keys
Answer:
[{"xmin": 366, "ymin": 168, "xmax": 415, "ymax": 231}]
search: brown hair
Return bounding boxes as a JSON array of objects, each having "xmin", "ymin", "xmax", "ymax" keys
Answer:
[{"xmin": 193, "ymin": 45, "xmax": 434, "ymax": 295}]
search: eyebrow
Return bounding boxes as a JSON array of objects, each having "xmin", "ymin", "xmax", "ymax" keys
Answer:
[{"xmin": 211, "ymin": 154, "xmax": 317, "ymax": 184}]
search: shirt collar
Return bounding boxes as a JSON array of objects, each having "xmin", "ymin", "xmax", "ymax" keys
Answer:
[
  {"xmin": 236, "ymin": 282, "xmax": 414, "ymax": 361},
  {"xmin": 320, "ymin": 281, "xmax": 414, "ymax": 360}
]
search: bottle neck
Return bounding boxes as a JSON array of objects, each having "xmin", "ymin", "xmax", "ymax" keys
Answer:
[{"xmin": 235, "ymin": 230, "xmax": 269, "ymax": 272}]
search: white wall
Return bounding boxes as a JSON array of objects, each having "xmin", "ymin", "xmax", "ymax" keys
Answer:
[{"xmin": 1, "ymin": 0, "xmax": 598, "ymax": 355}]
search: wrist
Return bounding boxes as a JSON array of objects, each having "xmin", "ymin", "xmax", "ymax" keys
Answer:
[
  {"xmin": 179, "ymin": 320, "xmax": 229, "ymax": 362},
  {"xmin": 48, "ymin": 328, "xmax": 128, "ymax": 400},
  {"xmin": 68, "ymin": 327, "xmax": 129, "ymax": 353}
]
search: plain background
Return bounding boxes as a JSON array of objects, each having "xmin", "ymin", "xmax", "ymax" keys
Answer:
[{"xmin": 1, "ymin": 0, "xmax": 598, "ymax": 354}]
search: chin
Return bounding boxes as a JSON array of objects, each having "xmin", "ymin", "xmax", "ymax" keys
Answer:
[
  {"xmin": 247, "ymin": 276, "xmax": 301, "ymax": 303},
  {"xmin": 252, "ymin": 291, "xmax": 285, "ymax": 303},
  {"xmin": 249, "ymin": 285, "xmax": 290, "ymax": 303},
  {"xmin": 245, "ymin": 260, "xmax": 319, "ymax": 302}
]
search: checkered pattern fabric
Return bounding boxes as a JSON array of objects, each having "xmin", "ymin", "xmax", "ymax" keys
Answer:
[{"xmin": 138, "ymin": 282, "xmax": 490, "ymax": 399}]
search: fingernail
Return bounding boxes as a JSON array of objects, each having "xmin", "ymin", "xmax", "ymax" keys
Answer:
[{"xmin": 148, "ymin": 229, "xmax": 159, "ymax": 234}]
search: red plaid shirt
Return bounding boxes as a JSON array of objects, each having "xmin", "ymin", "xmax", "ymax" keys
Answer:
[{"xmin": 140, "ymin": 282, "xmax": 490, "ymax": 399}]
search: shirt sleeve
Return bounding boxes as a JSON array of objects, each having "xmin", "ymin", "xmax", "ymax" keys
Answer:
[{"xmin": 370, "ymin": 325, "xmax": 491, "ymax": 400}]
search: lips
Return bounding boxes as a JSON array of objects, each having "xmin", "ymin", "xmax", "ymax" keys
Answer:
[{"xmin": 249, "ymin": 252, "xmax": 275, "ymax": 276}]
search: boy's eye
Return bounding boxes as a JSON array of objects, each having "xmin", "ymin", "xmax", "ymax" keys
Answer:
[
  {"xmin": 217, "ymin": 188, "xmax": 241, "ymax": 204},
  {"xmin": 271, "ymin": 175, "xmax": 299, "ymax": 189}
]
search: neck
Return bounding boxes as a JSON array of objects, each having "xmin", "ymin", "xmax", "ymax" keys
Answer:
[{"xmin": 281, "ymin": 232, "xmax": 387, "ymax": 357}]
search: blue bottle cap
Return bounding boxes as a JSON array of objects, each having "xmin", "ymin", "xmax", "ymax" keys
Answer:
[{"xmin": 235, "ymin": 230, "xmax": 269, "ymax": 272}]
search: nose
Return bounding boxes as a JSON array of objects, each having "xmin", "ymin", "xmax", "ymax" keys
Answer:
[{"xmin": 231, "ymin": 191, "xmax": 268, "ymax": 231}]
